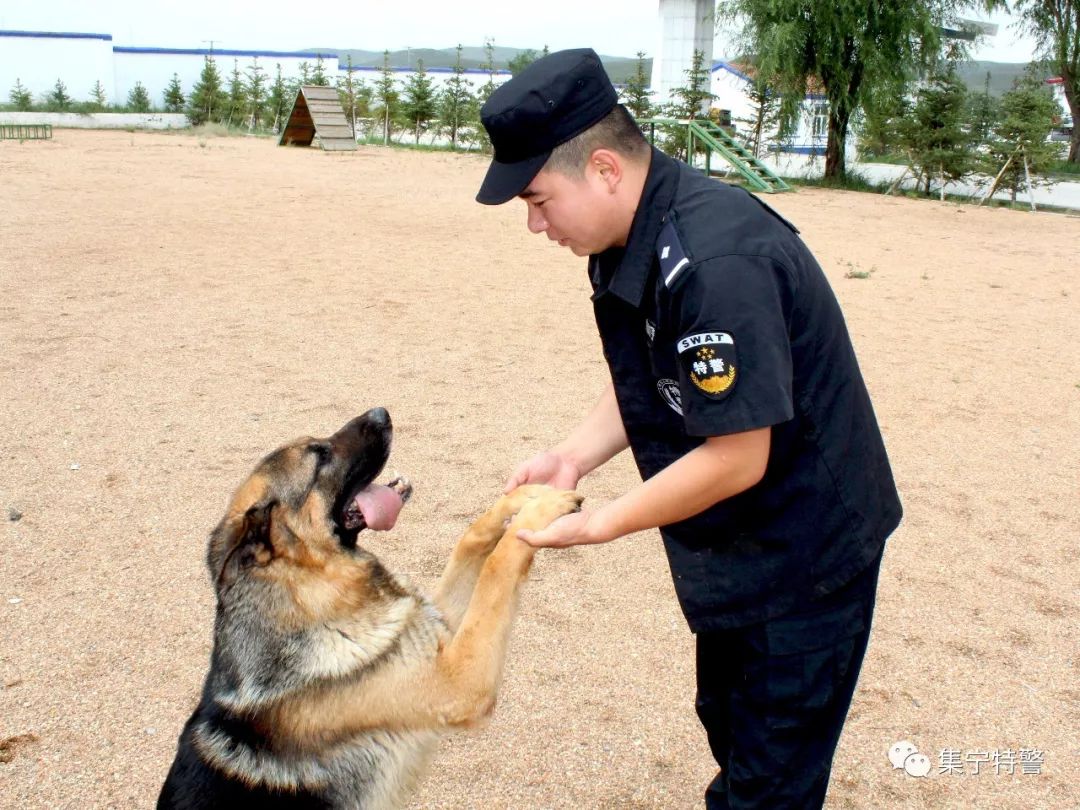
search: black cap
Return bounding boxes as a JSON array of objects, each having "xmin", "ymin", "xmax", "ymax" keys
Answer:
[{"xmin": 476, "ymin": 48, "xmax": 618, "ymax": 205}]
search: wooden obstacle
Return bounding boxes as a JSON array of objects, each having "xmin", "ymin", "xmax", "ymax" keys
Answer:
[
  {"xmin": 277, "ymin": 86, "xmax": 356, "ymax": 151},
  {"xmin": 0, "ymin": 124, "xmax": 52, "ymax": 140}
]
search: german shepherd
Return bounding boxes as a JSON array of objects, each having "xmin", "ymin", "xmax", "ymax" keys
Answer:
[{"xmin": 158, "ymin": 407, "xmax": 582, "ymax": 809}]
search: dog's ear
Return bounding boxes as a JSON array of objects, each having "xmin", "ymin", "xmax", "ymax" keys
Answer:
[{"xmin": 209, "ymin": 501, "xmax": 277, "ymax": 587}]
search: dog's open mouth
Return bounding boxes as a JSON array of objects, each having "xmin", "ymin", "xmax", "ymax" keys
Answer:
[{"xmin": 341, "ymin": 475, "xmax": 413, "ymax": 533}]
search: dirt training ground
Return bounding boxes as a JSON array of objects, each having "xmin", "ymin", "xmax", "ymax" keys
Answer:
[{"xmin": 1, "ymin": 130, "xmax": 1078, "ymax": 808}]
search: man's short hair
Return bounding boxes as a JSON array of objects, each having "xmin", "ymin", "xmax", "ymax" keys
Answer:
[{"xmin": 543, "ymin": 104, "xmax": 649, "ymax": 177}]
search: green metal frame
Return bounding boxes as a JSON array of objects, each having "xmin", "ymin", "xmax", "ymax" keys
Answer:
[
  {"xmin": 639, "ymin": 118, "xmax": 791, "ymax": 193},
  {"xmin": 0, "ymin": 124, "xmax": 53, "ymax": 140}
]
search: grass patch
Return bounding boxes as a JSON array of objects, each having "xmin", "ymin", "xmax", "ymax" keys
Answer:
[{"xmin": 783, "ymin": 170, "xmax": 888, "ymax": 194}]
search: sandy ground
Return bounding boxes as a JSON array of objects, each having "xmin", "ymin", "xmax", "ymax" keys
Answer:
[{"xmin": 0, "ymin": 129, "xmax": 1077, "ymax": 809}]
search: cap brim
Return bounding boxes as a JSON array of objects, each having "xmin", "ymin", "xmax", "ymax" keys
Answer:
[{"xmin": 475, "ymin": 151, "xmax": 552, "ymax": 205}]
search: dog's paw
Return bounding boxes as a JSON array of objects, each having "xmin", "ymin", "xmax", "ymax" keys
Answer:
[
  {"xmin": 494, "ymin": 484, "xmax": 554, "ymax": 525},
  {"xmin": 509, "ymin": 489, "xmax": 583, "ymax": 532}
]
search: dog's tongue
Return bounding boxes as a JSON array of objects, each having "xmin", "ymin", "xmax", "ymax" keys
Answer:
[{"xmin": 352, "ymin": 483, "xmax": 404, "ymax": 531}]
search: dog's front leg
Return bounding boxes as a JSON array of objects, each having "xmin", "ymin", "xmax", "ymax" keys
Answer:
[{"xmin": 433, "ymin": 485, "xmax": 554, "ymax": 632}]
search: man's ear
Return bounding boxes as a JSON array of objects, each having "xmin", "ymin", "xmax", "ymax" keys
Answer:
[{"xmin": 588, "ymin": 148, "xmax": 623, "ymax": 192}]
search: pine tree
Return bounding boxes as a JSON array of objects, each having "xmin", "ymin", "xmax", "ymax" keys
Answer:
[
  {"xmin": 47, "ymin": 78, "xmax": 72, "ymax": 111},
  {"xmin": 337, "ymin": 55, "xmax": 360, "ymax": 137},
  {"xmin": 90, "ymin": 80, "xmax": 108, "ymax": 111},
  {"xmin": 312, "ymin": 55, "xmax": 329, "ymax": 87},
  {"xmin": 438, "ymin": 44, "xmax": 474, "ymax": 149},
  {"xmin": 267, "ymin": 64, "xmax": 291, "ymax": 133},
  {"xmin": 298, "ymin": 62, "xmax": 312, "ymax": 85},
  {"xmin": 473, "ymin": 38, "xmax": 500, "ymax": 152},
  {"xmin": 163, "ymin": 74, "xmax": 185, "ymax": 113},
  {"xmin": 661, "ymin": 50, "xmax": 716, "ymax": 160},
  {"xmin": 246, "ymin": 58, "xmax": 267, "ymax": 130},
  {"xmin": 988, "ymin": 73, "xmax": 1061, "ymax": 201},
  {"xmin": 9, "ymin": 78, "xmax": 33, "ymax": 111},
  {"xmin": 187, "ymin": 55, "xmax": 224, "ymax": 125},
  {"xmin": 127, "ymin": 82, "xmax": 152, "ymax": 113},
  {"xmin": 373, "ymin": 50, "xmax": 400, "ymax": 145},
  {"xmin": 224, "ymin": 59, "xmax": 248, "ymax": 126},
  {"xmin": 508, "ymin": 49, "xmax": 538, "ymax": 76},
  {"xmin": 401, "ymin": 59, "xmax": 438, "ymax": 144},
  {"xmin": 966, "ymin": 72, "xmax": 999, "ymax": 149},
  {"xmin": 899, "ymin": 64, "xmax": 972, "ymax": 196},
  {"xmin": 620, "ymin": 51, "xmax": 653, "ymax": 120},
  {"xmin": 740, "ymin": 75, "xmax": 781, "ymax": 158}
]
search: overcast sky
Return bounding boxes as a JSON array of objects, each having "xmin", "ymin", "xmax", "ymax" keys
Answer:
[{"xmin": 0, "ymin": 1, "xmax": 1038, "ymax": 64}]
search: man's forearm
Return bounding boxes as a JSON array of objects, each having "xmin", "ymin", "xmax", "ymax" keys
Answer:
[
  {"xmin": 589, "ymin": 427, "xmax": 770, "ymax": 541},
  {"xmin": 554, "ymin": 380, "xmax": 629, "ymax": 478}
]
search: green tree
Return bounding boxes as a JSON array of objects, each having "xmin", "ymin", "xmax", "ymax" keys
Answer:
[
  {"xmin": 267, "ymin": 64, "xmax": 291, "ymax": 132},
  {"xmin": 720, "ymin": 0, "xmax": 962, "ymax": 179},
  {"xmin": 508, "ymin": 49, "xmax": 539, "ymax": 75},
  {"xmin": 620, "ymin": 51, "xmax": 653, "ymax": 120},
  {"xmin": 900, "ymin": 65, "xmax": 973, "ymax": 195},
  {"xmin": 966, "ymin": 72, "xmax": 1001, "ymax": 147},
  {"xmin": 187, "ymin": 55, "xmax": 224, "ymax": 125},
  {"xmin": 246, "ymin": 58, "xmax": 267, "ymax": 129},
  {"xmin": 986, "ymin": 72, "xmax": 1061, "ymax": 199},
  {"xmin": 90, "ymin": 80, "xmax": 108, "ymax": 110},
  {"xmin": 163, "ymin": 73, "xmax": 185, "ymax": 112},
  {"xmin": 224, "ymin": 59, "xmax": 248, "ymax": 126},
  {"xmin": 312, "ymin": 54, "xmax": 330, "ymax": 87},
  {"xmin": 127, "ymin": 81, "xmax": 151, "ymax": 112},
  {"xmin": 660, "ymin": 49, "xmax": 716, "ymax": 160},
  {"xmin": 298, "ymin": 61, "xmax": 312, "ymax": 85},
  {"xmin": 739, "ymin": 74, "xmax": 782, "ymax": 158},
  {"xmin": 47, "ymin": 78, "xmax": 72, "ymax": 111},
  {"xmin": 438, "ymin": 44, "xmax": 474, "ymax": 149},
  {"xmin": 401, "ymin": 58, "xmax": 438, "ymax": 143},
  {"xmin": 373, "ymin": 50, "xmax": 400, "ymax": 144},
  {"xmin": 989, "ymin": 0, "xmax": 1079, "ymax": 161},
  {"xmin": 473, "ymin": 38, "xmax": 500, "ymax": 151},
  {"xmin": 337, "ymin": 55, "xmax": 361, "ymax": 136},
  {"xmin": 9, "ymin": 78, "xmax": 33, "ymax": 111}
]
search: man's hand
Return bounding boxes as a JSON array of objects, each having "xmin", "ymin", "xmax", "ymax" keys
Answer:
[
  {"xmin": 504, "ymin": 451, "xmax": 582, "ymax": 492},
  {"xmin": 516, "ymin": 509, "xmax": 613, "ymax": 548}
]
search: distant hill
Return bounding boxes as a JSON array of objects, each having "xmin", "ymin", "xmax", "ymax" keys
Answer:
[
  {"xmin": 304, "ymin": 45, "xmax": 648, "ymax": 82},
  {"xmin": 305, "ymin": 47, "xmax": 1038, "ymax": 95}
]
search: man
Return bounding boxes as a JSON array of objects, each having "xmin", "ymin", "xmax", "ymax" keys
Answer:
[{"xmin": 475, "ymin": 49, "xmax": 901, "ymax": 809}]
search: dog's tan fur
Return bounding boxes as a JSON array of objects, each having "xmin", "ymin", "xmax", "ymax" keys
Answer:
[{"xmin": 158, "ymin": 412, "xmax": 581, "ymax": 809}]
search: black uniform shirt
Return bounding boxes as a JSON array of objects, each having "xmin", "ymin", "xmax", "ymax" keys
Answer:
[{"xmin": 590, "ymin": 148, "xmax": 902, "ymax": 632}]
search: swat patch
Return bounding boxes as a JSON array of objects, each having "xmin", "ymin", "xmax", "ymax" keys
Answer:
[
  {"xmin": 657, "ymin": 378, "xmax": 683, "ymax": 415},
  {"xmin": 677, "ymin": 332, "xmax": 737, "ymax": 399}
]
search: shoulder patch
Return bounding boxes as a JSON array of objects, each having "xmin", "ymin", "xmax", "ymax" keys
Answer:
[
  {"xmin": 677, "ymin": 332, "xmax": 737, "ymax": 400},
  {"xmin": 656, "ymin": 217, "xmax": 691, "ymax": 288}
]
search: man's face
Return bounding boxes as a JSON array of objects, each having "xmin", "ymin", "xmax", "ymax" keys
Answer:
[{"xmin": 518, "ymin": 166, "xmax": 620, "ymax": 257}]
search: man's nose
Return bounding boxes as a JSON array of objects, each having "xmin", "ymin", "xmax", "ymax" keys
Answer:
[{"xmin": 526, "ymin": 204, "xmax": 547, "ymax": 234}]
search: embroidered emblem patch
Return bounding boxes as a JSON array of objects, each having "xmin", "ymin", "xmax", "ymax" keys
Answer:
[
  {"xmin": 657, "ymin": 378, "xmax": 683, "ymax": 415},
  {"xmin": 677, "ymin": 332, "xmax": 737, "ymax": 399}
]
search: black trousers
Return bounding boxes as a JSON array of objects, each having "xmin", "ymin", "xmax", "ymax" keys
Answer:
[{"xmin": 695, "ymin": 553, "xmax": 883, "ymax": 809}]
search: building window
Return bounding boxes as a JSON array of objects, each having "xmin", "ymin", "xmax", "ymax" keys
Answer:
[{"xmin": 811, "ymin": 103, "xmax": 828, "ymax": 140}]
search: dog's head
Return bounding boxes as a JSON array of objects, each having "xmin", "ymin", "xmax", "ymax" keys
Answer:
[{"xmin": 207, "ymin": 408, "xmax": 412, "ymax": 600}]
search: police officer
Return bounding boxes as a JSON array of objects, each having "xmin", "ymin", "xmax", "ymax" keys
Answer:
[{"xmin": 475, "ymin": 48, "xmax": 902, "ymax": 809}]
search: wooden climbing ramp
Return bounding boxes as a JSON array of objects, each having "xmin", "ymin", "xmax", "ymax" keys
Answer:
[{"xmin": 278, "ymin": 86, "xmax": 356, "ymax": 151}]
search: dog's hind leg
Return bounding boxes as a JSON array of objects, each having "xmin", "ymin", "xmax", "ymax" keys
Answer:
[{"xmin": 433, "ymin": 485, "xmax": 554, "ymax": 632}]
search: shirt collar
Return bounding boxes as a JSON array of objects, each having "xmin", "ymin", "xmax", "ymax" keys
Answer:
[{"xmin": 593, "ymin": 147, "xmax": 680, "ymax": 307}]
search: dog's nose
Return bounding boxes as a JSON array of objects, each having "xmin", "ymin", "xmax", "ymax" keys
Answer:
[{"xmin": 366, "ymin": 407, "xmax": 390, "ymax": 428}]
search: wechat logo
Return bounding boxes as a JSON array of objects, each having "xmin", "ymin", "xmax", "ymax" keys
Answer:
[{"xmin": 889, "ymin": 740, "xmax": 932, "ymax": 778}]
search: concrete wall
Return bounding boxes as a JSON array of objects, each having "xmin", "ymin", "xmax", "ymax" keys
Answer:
[{"xmin": 0, "ymin": 111, "xmax": 188, "ymax": 129}]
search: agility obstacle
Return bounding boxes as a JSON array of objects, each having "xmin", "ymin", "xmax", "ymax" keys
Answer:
[
  {"xmin": 278, "ymin": 86, "xmax": 356, "ymax": 152},
  {"xmin": 0, "ymin": 124, "xmax": 52, "ymax": 141}
]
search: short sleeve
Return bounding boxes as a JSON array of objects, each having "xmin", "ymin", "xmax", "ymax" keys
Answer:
[{"xmin": 668, "ymin": 255, "xmax": 794, "ymax": 437}]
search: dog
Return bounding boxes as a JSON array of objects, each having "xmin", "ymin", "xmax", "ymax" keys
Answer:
[{"xmin": 158, "ymin": 407, "xmax": 581, "ymax": 809}]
